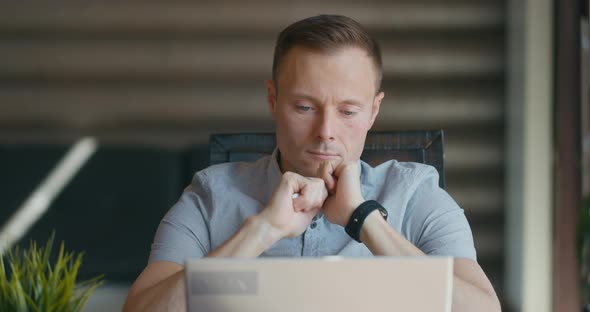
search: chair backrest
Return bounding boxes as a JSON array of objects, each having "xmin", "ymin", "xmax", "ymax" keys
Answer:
[{"xmin": 209, "ymin": 130, "xmax": 445, "ymax": 189}]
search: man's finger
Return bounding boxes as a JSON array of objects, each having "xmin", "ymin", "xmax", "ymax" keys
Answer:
[
  {"xmin": 294, "ymin": 194, "xmax": 320, "ymax": 212},
  {"xmin": 292, "ymin": 196, "xmax": 307, "ymax": 212},
  {"xmin": 295, "ymin": 178, "xmax": 329, "ymax": 212},
  {"xmin": 292, "ymin": 183, "xmax": 314, "ymax": 212},
  {"xmin": 318, "ymin": 161, "xmax": 336, "ymax": 192}
]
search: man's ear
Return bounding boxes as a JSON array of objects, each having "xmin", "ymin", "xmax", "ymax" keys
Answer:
[
  {"xmin": 369, "ymin": 91, "xmax": 384, "ymax": 128},
  {"xmin": 266, "ymin": 80, "xmax": 277, "ymax": 119}
]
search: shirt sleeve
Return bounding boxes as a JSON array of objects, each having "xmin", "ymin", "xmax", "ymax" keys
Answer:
[
  {"xmin": 403, "ymin": 166, "xmax": 477, "ymax": 261},
  {"xmin": 147, "ymin": 171, "xmax": 212, "ymax": 265}
]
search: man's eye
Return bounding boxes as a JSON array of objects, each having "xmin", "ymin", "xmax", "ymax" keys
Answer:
[
  {"xmin": 297, "ymin": 105, "xmax": 312, "ymax": 112},
  {"xmin": 342, "ymin": 110, "xmax": 356, "ymax": 116}
]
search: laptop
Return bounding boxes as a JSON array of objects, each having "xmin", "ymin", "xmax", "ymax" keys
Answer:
[{"xmin": 185, "ymin": 256, "xmax": 453, "ymax": 312}]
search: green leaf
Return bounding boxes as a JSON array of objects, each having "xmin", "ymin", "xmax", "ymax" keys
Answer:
[{"xmin": 0, "ymin": 232, "xmax": 103, "ymax": 312}]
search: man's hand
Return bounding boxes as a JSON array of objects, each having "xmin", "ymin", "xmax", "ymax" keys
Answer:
[
  {"xmin": 257, "ymin": 171, "xmax": 328, "ymax": 239},
  {"xmin": 318, "ymin": 161, "xmax": 365, "ymax": 227}
]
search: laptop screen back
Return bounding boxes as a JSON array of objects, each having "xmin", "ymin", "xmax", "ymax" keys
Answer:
[{"xmin": 185, "ymin": 257, "xmax": 453, "ymax": 312}]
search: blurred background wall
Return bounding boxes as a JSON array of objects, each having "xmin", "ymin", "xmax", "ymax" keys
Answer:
[{"xmin": 0, "ymin": 0, "xmax": 508, "ymax": 310}]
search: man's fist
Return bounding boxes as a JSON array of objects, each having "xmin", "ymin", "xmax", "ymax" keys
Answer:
[
  {"xmin": 318, "ymin": 161, "xmax": 365, "ymax": 227},
  {"xmin": 257, "ymin": 172, "xmax": 328, "ymax": 239}
]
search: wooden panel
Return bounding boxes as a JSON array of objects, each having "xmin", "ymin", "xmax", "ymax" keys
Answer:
[
  {"xmin": 0, "ymin": 1, "xmax": 503, "ymax": 34},
  {"xmin": 0, "ymin": 36, "xmax": 502, "ymax": 81},
  {"xmin": 0, "ymin": 82, "xmax": 503, "ymax": 128},
  {"xmin": 0, "ymin": 0, "xmax": 507, "ymax": 298}
]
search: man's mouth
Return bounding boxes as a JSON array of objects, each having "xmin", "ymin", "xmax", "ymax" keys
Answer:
[{"xmin": 307, "ymin": 151, "xmax": 340, "ymax": 160}]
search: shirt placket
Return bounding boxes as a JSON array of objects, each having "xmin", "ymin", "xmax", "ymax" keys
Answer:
[{"xmin": 301, "ymin": 213, "xmax": 322, "ymax": 256}]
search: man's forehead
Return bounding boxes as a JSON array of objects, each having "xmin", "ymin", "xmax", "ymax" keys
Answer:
[
  {"xmin": 276, "ymin": 46, "xmax": 380, "ymax": 93},
  {"xmin": 282, "ymin": 47, "xmax": 372, "ymax": 76},
  {"xmin": 282, "ymin": 45, "xmax": 371, "ymax": 66},
  {"xmin": 282, "ymin": 90, "xmax": 368, "ymax": 106}
]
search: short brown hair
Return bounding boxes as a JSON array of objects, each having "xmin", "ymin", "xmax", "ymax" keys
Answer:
[{"xmin": 272, "ymin": 15, "xmax": 383, "ymax": 92}]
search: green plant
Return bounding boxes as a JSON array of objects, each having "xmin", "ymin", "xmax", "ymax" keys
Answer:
[{"xmin": 0, "ymin": 234, "xmax": 104, "ymax": 312}]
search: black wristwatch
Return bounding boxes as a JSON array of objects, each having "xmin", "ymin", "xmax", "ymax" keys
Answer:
[{"xmin": 345, "ymin": 200, "xmax": 388, "ymax": 243}]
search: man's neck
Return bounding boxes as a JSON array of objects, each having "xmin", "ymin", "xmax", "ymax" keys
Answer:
[{"xmin": 276, "ymin": 149, "xmax": 297, "ymax": 174}]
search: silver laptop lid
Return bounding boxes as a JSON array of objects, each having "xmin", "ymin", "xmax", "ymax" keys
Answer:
[{"xmin": 186, "ymin": 256, "xmax": 453, "ymax": 312}]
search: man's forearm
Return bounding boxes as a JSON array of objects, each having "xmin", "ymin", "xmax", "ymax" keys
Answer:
[
  {"xmin": 125, "ymin": 216, "xmax": 281, "ymax": 312},
  {"xmin": 359, "ymin": 211, "xmax": 500, "ymax": 312},
  {"xmin": 123, "ymin": 270, "xmax": 186, "ymax": 312},
  {"xmin": 207, "ymin": 215, "xmax": 281, "ymax": 258},
  {"xmin": 452, "ymin": 275, "xmax": 501, "ymax": 312},
  {"xmin": 359, "ymin": 210, "xmax": 425, "ymax": 257}
]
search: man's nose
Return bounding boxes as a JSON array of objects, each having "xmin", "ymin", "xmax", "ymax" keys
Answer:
[{"xmin": 315, "ymin": 111, "xmax": 336, "ymax": 142}]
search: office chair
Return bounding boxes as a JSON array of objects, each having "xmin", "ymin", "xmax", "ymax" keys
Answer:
[{"xmin": 209, "ymin": 130, "xmax": 445, "ymax": 189}]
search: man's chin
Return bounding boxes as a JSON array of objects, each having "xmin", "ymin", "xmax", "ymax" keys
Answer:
[
  {"xmin": 296, "ymin": 160, "xmax": 338, "ymax": 178},
  {"xmin": 292, "ymin": 167, "xmax": 319, "ymax": 178}
]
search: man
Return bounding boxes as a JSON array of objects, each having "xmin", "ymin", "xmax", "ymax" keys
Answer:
[{"xmin": 124, "ymin": 15, "xmax": 500, "ymax": 311}]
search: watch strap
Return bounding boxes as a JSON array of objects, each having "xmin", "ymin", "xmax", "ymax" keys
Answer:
[{"xmin": 344, "ymin": 200, "xmax": 388, "ymax": 243}]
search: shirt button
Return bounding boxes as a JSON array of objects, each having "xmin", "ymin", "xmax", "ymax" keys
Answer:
[{"xmin": 310, "ymin": 222, "xmax": 317, "ymax": 229}]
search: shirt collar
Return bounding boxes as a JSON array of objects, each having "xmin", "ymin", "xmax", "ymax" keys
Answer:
[{"xmin": 265, "ymin": 147, "xmax": 283, "ymax": 198}]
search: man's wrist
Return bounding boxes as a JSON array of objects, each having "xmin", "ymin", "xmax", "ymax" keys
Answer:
[
  {"xmin": 245, "ymin": 215, "xmax": 283, "ymax": 250},
  {"xmin": 341, "ymin": 196, "xmax": 365, "ymax": 226},
  {"xmin": 359, "ymin": 210, "xmax": 388, "ymax": 243},
  {"xmin": 345, "ymin": 200, "xmax": 388, "ymax": 242}
]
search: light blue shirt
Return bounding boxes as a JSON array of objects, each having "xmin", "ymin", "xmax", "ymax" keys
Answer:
[{"xmin": 148, "ymin": 148, "xmax": 477, "ymax": 264}]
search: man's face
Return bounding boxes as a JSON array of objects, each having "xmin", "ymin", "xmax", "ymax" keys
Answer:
[{"xmin": 266, "ymin": 46, "xmax": 384, "ymax": 177}]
